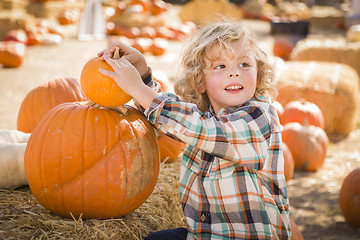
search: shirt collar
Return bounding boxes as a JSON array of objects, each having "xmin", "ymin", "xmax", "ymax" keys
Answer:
[{"xmin": 209, "ymin": 96, "xmax": 268, "ymax": 116}]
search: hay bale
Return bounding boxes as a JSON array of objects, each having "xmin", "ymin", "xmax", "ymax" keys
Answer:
[
  {"xmin": 0, "ymin": 160, "xmax": 185, "ymax": 239},
  {"xmin": 290, "ymin": 38, "xmax": 360, "ymax": 78},
  {"xmin": 275, "ymin": 61, "xmax": 359, "ymax": 137},
  {"xmin": 0, "ymin": 10, "xmax": 35, "ymax": 39},
  {"xmin": 309, "ymin": 6, "xmax": 345, "ymax": 31},
  {"xmin": 178, "ymin": 0, "xmax": 243, "ymax": 25},
  {"xmin": 27, "ymin": 1, "xmax": 84, "ymax": 18}
]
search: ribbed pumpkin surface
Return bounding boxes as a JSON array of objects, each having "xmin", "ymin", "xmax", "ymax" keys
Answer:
[
  {"xmin": 24, "ymin": 102, "xmax": 160, "ymax": 219},
  {"xmin": 17, "ymin": 77, "xmax": 87, "ymax": 133}
]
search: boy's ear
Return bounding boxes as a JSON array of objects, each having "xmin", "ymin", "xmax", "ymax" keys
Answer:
[{"xmin": 197, "ymin": 84, "xmax": 206, "ymax": 94}]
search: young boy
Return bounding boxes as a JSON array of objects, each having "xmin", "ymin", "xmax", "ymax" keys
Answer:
[{"xmin": 98, "ymin": 20, "xmax": 291, "ymax": 239}]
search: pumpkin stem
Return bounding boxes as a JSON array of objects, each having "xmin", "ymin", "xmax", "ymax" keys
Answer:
[
  {"xmin": 86, "ymin": 100, "xmax": 128, "ymax": 115},
  {"xmin": 115, "ymin": 105, "xmax": 128, "ymax": 115},
  {"xmin": 113, "ymin": 47, "xmax": 121, "ymax": 59}
]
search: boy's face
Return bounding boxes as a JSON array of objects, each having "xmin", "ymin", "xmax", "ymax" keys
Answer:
[{"xmin": 199, "ymin": 39, "xmax": 257, "ymax": 114}]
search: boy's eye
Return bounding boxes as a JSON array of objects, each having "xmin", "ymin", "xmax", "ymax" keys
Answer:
[
  {"xmin": 214, "ymin": 64, "xmax": 226, "ymax": 69},
  {"xmin": 239, "ymin": 62, "xmax": 251, "ymax": 67}
]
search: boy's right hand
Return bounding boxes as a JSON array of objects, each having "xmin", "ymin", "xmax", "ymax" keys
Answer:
[{"xmin": 97, "ymin": 41, "xmax": 149, "ymax": 77}]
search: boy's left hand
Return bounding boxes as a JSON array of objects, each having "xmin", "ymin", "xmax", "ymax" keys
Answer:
[{"xmin": 99, "ymin": 56, "xmax": 143, "ymax": 97}]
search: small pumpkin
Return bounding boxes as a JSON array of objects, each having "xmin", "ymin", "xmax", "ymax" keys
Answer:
[
  {"xmin": 25, "ymin": 27, "xmax": 48, "ymax": 46},
  {"xmin": 24, "ymin": 102, "xmax": 160, "ymax": 219},
  {"xmin": 282, "ymin": 122, "xmax": 328, "ymax": 171},
  {"xmin": 131, "ymin": 37, "xmax": 152, "ymax": 54},
  {"xmin": 339, "ymin": 168, "xmax": 360, "ymax": 228},
  {"xmin": 0, "ymin": 129, "xmax": 30, "ymax": 189},
  {"xmin": 157, "ymin": 133, "xmax": 185, "ymax": 163},
  {"xmin": 281, "ymin": 100, "xmax": 325, "ymax": 129},
  {"xmin": 282, "ymin": 142, "xmax": 294, "ymax": 182},
  {"xmin": 80, "ymin": 48, "xmax": 132, "ymax": 107},
  {"xmin": 17, "ymin": 77, "xmax": 87, "ymax": 133},
  {"xmin": 139, "ymin": 26, "xmax": 156, "ymax": 39},
  {"xmin": 3, "ymin": 29, "xmax": 28, "ymax": 45},
  {"xmin": 0, "ymin": 41, "xmax": 26, "ymax": 68},
  {"xmin": 150, "ymin": 0, "xmax": 168, "ymax": 15},
  {"xmin": 150, "ymin": 38, "xmax": 168, "ymax": 56},
  {"xmin": 273, "ymin": 37, "xmax": 294, "ymax": 60}
]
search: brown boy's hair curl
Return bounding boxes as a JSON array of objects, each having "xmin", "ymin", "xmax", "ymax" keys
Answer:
[{"xmin": 174, "ymin": 20, "xmax": 277, "ymax": 112}]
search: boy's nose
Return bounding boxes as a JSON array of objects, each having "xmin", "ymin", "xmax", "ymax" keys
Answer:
[{"xmin": 229, "ymin": 73, "xmax": 239, "ymax": 77}]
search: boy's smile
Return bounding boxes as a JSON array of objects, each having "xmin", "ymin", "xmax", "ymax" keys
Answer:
[{"xmin": 199, "ymin": 39, "xmax": 258, "ymax": 114}]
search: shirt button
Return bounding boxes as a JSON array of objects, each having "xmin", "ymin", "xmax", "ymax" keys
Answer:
[{"xmin": 200, "ymin": 214, "xmax": 206, "ymax": 222}]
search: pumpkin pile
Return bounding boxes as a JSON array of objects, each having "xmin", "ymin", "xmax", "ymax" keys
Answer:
[
  {"xmin": 276, "ymin": 100, "xmax": 329, "ymax": 176},
  {"xmin": 22, "ymin": 50, "xmax": 162, "ymax": 219},
  {"xmin": 106, "ymin": 0, "xmax": 196, "ymax": 56},
  {"xmin": 0, "ymin": 21, "xmax": 65, "ymax": 68}
]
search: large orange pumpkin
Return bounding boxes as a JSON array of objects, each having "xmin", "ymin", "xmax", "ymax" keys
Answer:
[
  {"xmin": 80, "ymin": 48, "xmax": 132, "ymax": 107},
  {"xmin": 24, "ymin": 102, "xmax": 160, "ymax": 219},
  {"xmin": 157, "ymin": 134, "xmax": 185, "ymax": 163},
  {"xmin": 282, "ymin": 122, "xmax": 328, "ymax": 171},
  {"xmin": 339, "ymin": 168, "xmax": 360, "ymax": 228},
  {"xmin": 17, "ymin": 77, "xmax": 87, "ymax": 133},
  {"xmin": 281, "ymin": 100, "xmax": 325, "ymax": 129}
]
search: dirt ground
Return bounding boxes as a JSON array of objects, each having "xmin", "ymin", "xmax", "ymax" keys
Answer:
[{"xmin": 1, "ymin": 20, "xmax": 360, "ymax": 239}]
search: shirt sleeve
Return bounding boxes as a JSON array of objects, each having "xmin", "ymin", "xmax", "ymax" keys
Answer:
[{"xmin": 144, "ymin": 93, "xmax": 279, "ymax": 170}]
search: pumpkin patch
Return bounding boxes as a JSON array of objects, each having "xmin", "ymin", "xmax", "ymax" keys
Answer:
[{"xmin": 2, "ymin": 5, "xmax": 360, "ymax": 239}]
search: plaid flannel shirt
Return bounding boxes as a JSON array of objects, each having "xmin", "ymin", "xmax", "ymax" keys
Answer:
[{"xmin": 144, "ymin": 83, "xmax": 291, "ymax": 239}]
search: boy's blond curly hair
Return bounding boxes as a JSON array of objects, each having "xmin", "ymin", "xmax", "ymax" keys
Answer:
[{"xmin": 174, "ymin": 20, "xmax": 277, "ymax": 112}]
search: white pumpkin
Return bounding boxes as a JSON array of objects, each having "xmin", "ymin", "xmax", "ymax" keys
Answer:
[{"xmin": 0, "ymin": 129, "xmax": 30, "ymax": 189}]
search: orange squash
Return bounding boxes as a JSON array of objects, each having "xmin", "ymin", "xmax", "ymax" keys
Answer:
[
  {"xmin": 150, "ymin": 38, "xmax": 168, "ymax": 56},
  {"xmin": 281, "ymin": 100, "xmax": 325, "ymax": 129},
  {"xmin": 157, "ymin": 134, "xmax": 185, "ymax": 163},
  {"xmin": 339, "ymin": 168, "xmax": 360, "ymax": 228},
  {"xmin": 273, "ymin": 37, "xmax": 294, "ymax": 60},
  {"xmin": 24, "ymin": 102, "xmax": 160, "ymax": 219},
  {"xmin": 150, "ymin": 0, "xmax": 168, "ymax": 15},
  {"xmin": 282, "ymin": 142, "xmax": 294, "ymax": 182},
  {"xmin": 17, "ymin": 77, "xmax": 87, "ymax": 133},
  {"xmin": 80, "ymin": 48, "xmax": 132, "ymax": 107},
  {"xmin": 0, "ymin": 41, "xmax": 26, "ymax": 68},
  {"xmin": 282, "ymin": 122, "xmax": 328, "ymax": 171}
]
